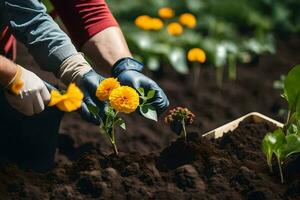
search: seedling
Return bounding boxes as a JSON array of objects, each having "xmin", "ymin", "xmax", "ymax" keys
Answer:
[
  {"xmin": 88, "ymin": 78, "xmax": 157, "ymax": 155},
  {"xmin": 165, "ymin": 107, "xmax": 195, "ymax": 143},
  {"xmin": 262, "ymin": 64, "xmax": 300, "ymax": 183}
]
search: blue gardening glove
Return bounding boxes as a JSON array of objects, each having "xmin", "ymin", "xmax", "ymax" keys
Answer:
[
  {"xmin": 76, "ymin": 70, "xmax": 107, "ymax": 125},
  {"xmin": 112, "ymin": 58, "xmax": 169, "ymax": 115}
]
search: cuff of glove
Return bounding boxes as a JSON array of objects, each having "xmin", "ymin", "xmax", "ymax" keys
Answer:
[
  {"xmin": 58, "ymin": 53, "xmax": 92, "ymax": 85},
  {"xmin": 111, "ymin": 57, "xmax": 144, "ymax": 77},
  {"xmin": 5, "ymin": 65, "xmax": 23, "ymax": 95}
]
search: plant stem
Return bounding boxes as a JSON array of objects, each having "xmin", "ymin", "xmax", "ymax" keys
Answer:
[
  {"xmin": 192, "ymin": 63, "xmax": 201, "ymax": 89},
  {"xmin": 216, "ymin": 66, "xmax": 224, "ymax": 89},
  {"xmin": 277, "ymin": 157, "xmax": 284, "ymax": 184},
  {"xmin": 182, "ymin": 119, "xmax": 187, "ymax": 144},
  {"xmin": 110, "ymin": 125, "xmax": 119, "ymax": 156},
  {"xmin": 286, "ymin": 110, "xmax": 291, "ymax": 124},
  {"xmin": 228, "ymin": 54, "xmax": 236, "ymax": 81},
  {"xmin": 267, "ymin": 160, "xmax": 273, "ymax": 173}
]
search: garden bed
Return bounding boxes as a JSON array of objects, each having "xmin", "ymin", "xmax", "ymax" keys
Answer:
[{"xmin": 1, "ymin": 116, "xmax": 299, "ymax": 199}]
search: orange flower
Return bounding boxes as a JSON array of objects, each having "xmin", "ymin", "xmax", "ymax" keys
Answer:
[
  {"xmin": 158, "ymin": 7, "xmax": 175, "ymax": 19},
  {"xmin": 151, "ymin": 18, "xmax": 164, "ymax": 30},
  {"xmin": 135, "ymin": 15, "xmax": 153, "ymax": 30},
  {"xmin": 167, "ymin": 22, "xmax": 183, "ymax": 36},
  {"xmin": 96, "ymin": 78, "xmax": 120, "ymax": 101},
  {"xmin": 135, "ymin": 16, "xmax": 164, "ymax": 31},
  {"xmin": 179, "ymin": 13, "xmax": 197, "ymax": 28},
  {"xmin": 187, "ymin": 48, "xmax": 206, "ymax": 63},
  {"xmin": 109, "ymin": 86, "xmax": 139, "ymax": 113},
  {"xmin": 48, "ymin": 83, "xmax": 83, "ymax": 112}
]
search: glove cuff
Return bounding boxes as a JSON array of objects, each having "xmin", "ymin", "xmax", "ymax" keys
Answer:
[
  {"xmin": 5, "ymin": 65, "xmax": 24, "ymax": 95},
  {"xmin": 112, "ymin": 57, "xmax": 144, "ymax": 77},
  {"xmin": 58, "ymin": 52, "xmax": 92, "ymax": 85}
]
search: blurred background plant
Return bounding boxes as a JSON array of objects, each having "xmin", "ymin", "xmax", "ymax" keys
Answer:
[
  {"xmin": 43, "ymin": 0, "xmax": 300, "ymax": 87},
  {"xmin": 106, "ymin": 0, "xmax": 300, "ymax": 87}
]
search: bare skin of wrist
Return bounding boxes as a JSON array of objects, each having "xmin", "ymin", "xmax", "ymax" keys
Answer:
[
  {"xmin": 0, "ymin": 55, "xmax": 18, "ymax": 86},
  {"xmin": 81, "ymin": 26, "xmax": 132, "ymax": 70}
]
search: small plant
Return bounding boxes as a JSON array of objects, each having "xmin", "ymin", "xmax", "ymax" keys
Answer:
[
  {"xmin": 187, "ymin": 48, "xmax": 206, "ymax": 88},
  {"xmin": 165, "ymin": 107, "xmax": 195, "ymax": 143},
  {"xmin": 262, "ymin": 64, "xmax": 300, "ymax": 183},
  {"xmin": 90, "ymin": 78, "xmax": 157, "ymax": 155}
]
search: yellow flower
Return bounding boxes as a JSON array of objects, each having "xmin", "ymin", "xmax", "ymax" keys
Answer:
[
  {"xmin": 135, "ymin": 15, "xmax": 153, "ymax": 30},
  {"xmin": 158, "ymin": 7, "xmax": 175, "ymax": 19},
  {"xmin": 151, "ymin": 18, "xmax": 164, "ymax": 30},
  {"xmin": 11, "ymin": 79, "xmax": 23, "ymax": 95},
  {"xmin": 96, "ymin": 78, "xmax": 120, "ymax": 101},
  {"xmin": 48, "ymin": 83, "xmax": 83, "ymax": 112},
  {"xmin": 179, "ymin": 13, "xmax": 197, "ymax": 28},
  {"xmin": 109, "ymin": 86, "xmax": 139, "ymax": 113},
  {"xmin": 135, "ymin": 16, "xmax": 164, "ymax": 31},
  {"xmin": 167, "ymin": 22, "xmax": 183, "ymax": 36},
  {"xmin": 187, "ymin": 48, "xmax": 206, "ymax": 63}
]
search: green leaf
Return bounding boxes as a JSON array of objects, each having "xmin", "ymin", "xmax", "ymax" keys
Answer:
[
  {"xmin": 115, "ymin": 117, "xmax": 126, "ymax": 130},
  {"xmin": 137, "ymin": 87, "xmax": 145, "ymax": 96},
  {"xmin": 146, "ymin": 90, "xmax": 156, "ymax": 99},
  {"xmin": 284, "ymin": 65, "xmax": 300, "ymax": 114},
  {"xmin": 168, "ymin": 48, "xmax": 189, "ymax": 74},
  {"xmin": 262, "ymin": 129, "xmax": 286, "ymax": 170},
  {"xmin": 87, "ymin": 104, "xmax": 99, "ymax": 115},
  {"xmin": 147, "ymin": 56, "xmax": 160, "ymax": 71},
  {"xmin": 279, "ymin": 134, "xmax": 300, "ymax": 158},
  {"xmin": 139, "ymin": 105, "xmax": 158, "ymax": 121}
]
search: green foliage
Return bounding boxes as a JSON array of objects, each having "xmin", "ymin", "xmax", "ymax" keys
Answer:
[
  {"xmin": 105, "ymin": 0, "xmax": 300, "ymax": 85},
  {"xmin": 138, "ymin": 88, "xmax": 158, "ymax": 121},
  {"xmin": 262, "ymin": 65, "xmax": 300, "ymax": 183}
]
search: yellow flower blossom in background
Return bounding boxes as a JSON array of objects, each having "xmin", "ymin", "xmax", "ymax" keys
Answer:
[
  {"xmin": 10, "ymin": 79, "xmax": 23, "ymax": 95},
  {"xmin": 48, "ymin": 83, "xmax": 83, "ymax": 112},
  {"xmin": 167, "ymin": 22, "xmax": 183, "ymax": 36},
  {"xmin": 135, "ymin": 15, "xmax": 164, "ymax": 31},
  {"xmin": 109, "ymin": 86, "xmax": 139, "ymax": 113},
  {"xmin": 187, "ymin": 48, "xmax": 206, "ymax": 63},
  {"xmin": 96, "ymin": 78, "xmax": 120, "ymax": 101},
  {"xmin": 151, "ymin": 18, "xmax": 164, "ymax": 30},
  {"xmin": 135, "ymin": 15, "xmax": 153, "ymax": 30},
  {"xmin": 158, "ymin": 7, "xmax": 175, "ymax": 19},
  {"xmin": 179, "ymin": 13, "xmax": 197, "ymax": 28}
]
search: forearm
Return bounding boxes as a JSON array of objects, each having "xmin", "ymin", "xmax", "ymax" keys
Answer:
[
  {"xmin": 81, "ymin": 26, "xmax": 132, "ymax": 67},
  {"xmin": 0, "ymin": 55, "xmax": 17, "ymax": 86},
  {"xmin": 2, "ymin": 0, "xmax": 77, "ymax": 72}
]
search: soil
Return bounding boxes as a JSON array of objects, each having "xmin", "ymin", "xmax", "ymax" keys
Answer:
[
  {"xmin": 0, "ymin": 34, "xmax": 300, "ymax": 199},
  {"xmin": 1, "ymin": 119, "xmax": 300, "ymax": 200}
]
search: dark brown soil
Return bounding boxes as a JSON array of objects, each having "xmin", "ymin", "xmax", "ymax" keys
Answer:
[
  {"xmin": 1, "ymin": 119, "xmax": 299, "ymax": 200},
  {"xmin": 0, "ymin": 34, "xmax": 300, "ymax": 199}
]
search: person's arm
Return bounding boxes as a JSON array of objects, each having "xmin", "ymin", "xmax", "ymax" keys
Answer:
[
  {"xmin": 50, "ymin": 0, "xmax": 129, "ymax": 67},
  {"xmin": 1, "ymin": 0, "xmax": 79, "ymax": 73},
  {"xmin": 1, "ymin": 0, "xmax": 108, "ymax": 123},
  {"xmin": 52, "ymin": 0, "xmax": 169, "ymax": 114}
]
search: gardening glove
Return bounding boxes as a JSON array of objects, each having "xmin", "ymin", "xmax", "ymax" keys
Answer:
[
  {"xmin": 4, "ymin": 65, "xmax": 51, "ymax": 116},
  {"xmin": 58, "ymin": 53, "xmax": 106, "ymax": 125},
  {"xmin": 112, "ymin": 57, "xmax": 169, "ymax": 115}
]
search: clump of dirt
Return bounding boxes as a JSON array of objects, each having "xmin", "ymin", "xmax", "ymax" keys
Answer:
[{"xmin": 1, "ymin": 119, "xmax": 299, "ymax": 200}]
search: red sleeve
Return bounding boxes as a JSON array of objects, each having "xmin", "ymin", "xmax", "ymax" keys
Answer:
[{"xmin": 50, "ymin": 0, "xmax": 119, "ymax": 48}]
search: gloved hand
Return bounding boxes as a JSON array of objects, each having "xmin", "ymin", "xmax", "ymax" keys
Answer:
[
  {"xmin": 112, "ymin": 58, "xmax": 169, "ymax": 115},
  {"xmin": 4, "ymin": 65, "xmax": 51, "ymax": 116},
  {"xmin": 58, "ymin": 53, "xmax": 106, "ymax": 125}
]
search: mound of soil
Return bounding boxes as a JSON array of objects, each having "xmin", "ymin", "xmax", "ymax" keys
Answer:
[{"xmin": 1, "ymin": 119, "xmax": 299, "ymax": 199}]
